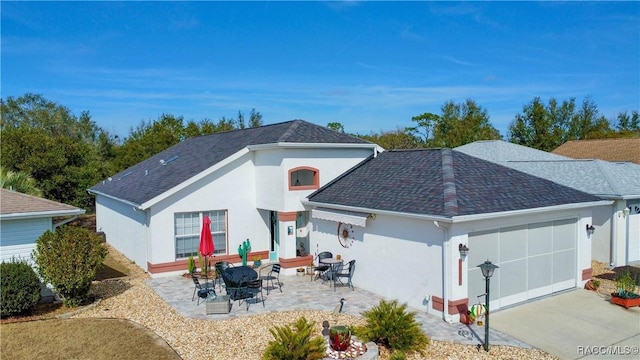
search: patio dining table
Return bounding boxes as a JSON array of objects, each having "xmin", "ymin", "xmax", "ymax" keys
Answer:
[
  {"xmin": 223, "ymin": 266, "xmax": 258, "ymax": 288},
  {"xmin": 319, "ymin": 258, "xmax": 343, "ymax": 287}
]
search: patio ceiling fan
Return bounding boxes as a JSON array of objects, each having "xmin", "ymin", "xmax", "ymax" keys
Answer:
[{"xmin": 337, "ymin": 222, "xmax": 355, "ymax": 248}]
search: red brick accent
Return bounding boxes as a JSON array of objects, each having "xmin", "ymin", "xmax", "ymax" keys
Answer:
[
  {"xmin": 148, "ymin": 251, "xmax": 269, "ymax": 274},
  {"xmin": 448, "ymin": 298, "xmax": 469, "ymax": 315},
  {"xmin": 582, "ymin": 268, "xmax": 593, "ymax": 280},
  {"xmin": 432, "ymin": 296, "xmax": 444, "ymax": 311},
  {"xmin": 278, "ymin": 211, "xmax": 297, "ymax": 222},
  {"xmin": 431, "ymin": 296, "xmax": 469, "ymax": 315},
  {"xmin": 279, "ymin": 255, "xmax": 313, "ymax": 269}
]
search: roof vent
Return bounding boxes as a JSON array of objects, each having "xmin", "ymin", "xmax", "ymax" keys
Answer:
[
  {"xmin": 145, "ymin": 169, "xmax": 148, "ymax": 176},
  {"xmin": 159, "ymin": 159, "xmax": 165, "ymax": 165},
  {"xmin": 163, "ymin": 155, "xmax": 179, "ymax": 165}
]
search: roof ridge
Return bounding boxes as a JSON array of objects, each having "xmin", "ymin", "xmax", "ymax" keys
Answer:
[
  {"xmin": 278, "ymin": 120, "xmax": 302, "ymax": 142},
  {"xmin": 441, "ymin": 149, "xmax": 458, "ymax": 216}
]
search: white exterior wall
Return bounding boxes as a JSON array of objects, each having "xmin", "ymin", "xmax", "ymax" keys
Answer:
[
  {"xmin": 310, "ymin": 213, "xmax": 444, "ymax": 313},
  {"xmin": 0, "ymin": 217, "xmax": 51, "ymax": 265},
  {"xmin": 95, "ymin": 195, "xmax": 148, "ymax": 270},
  {"xmin": 591, "ymin": 204, "xmax": 613, "ymax": 263},
  {"xmin": 148, "ymin": 153, "xmax": 270, "ymax": 270},
  {"xmin": 255, "ymin": 148, "xmax": 373, "ymax": 212}
]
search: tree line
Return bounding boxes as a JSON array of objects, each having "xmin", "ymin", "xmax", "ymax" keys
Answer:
[{"xmin": 1, "ymin": 93, "xmax": 638, "ymax": 211}]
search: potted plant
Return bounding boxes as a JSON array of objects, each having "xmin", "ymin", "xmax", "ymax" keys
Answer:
[
  {"xmin": 585, "ymin": 279, "xmax": 600, "ymax": 291},
  {"xmin": 611, "ymin": 269, "xmax": 640, "ymax": 308},
  {"xmin": 329, "ymin": 325, "xmax": 351, "ymax": 351},
  {"xmin": 252, "ymin": 256, "xmax": 262, "ymax": 268}
]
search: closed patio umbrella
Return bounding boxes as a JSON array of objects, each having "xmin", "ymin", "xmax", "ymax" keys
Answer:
[{"xmin": 199, "ymin": 215, "xmax": 214, "ymax": 278}]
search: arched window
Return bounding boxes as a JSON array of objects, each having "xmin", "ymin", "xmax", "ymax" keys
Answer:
[{"xmin": 288, "ymin": 167, "xmax": 319, "ymax": 190}]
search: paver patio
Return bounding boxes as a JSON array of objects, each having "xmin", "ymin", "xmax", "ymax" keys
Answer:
[{"xmin": 147, "ymin": 270, "xmax": 532, "ymax": 348}]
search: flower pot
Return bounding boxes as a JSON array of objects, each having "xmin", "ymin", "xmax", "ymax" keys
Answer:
[
  {"xmin": 611, "ymin": 292, "xmax": 640, "ymax": 309},
  {"xmin": 329, "ymin": 326, "xmax": 351, "ymax": 351}
]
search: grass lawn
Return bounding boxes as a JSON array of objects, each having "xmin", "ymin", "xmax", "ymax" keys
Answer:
[
  {"xmin": 0, "ymin": 241, "xmax": 179, "ymax": 359},
  {"xmin": 1, "ymin": 318, "xmax": 180, "ymax": 360}
]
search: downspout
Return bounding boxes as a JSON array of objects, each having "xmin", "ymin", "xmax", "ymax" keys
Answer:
[
  {"xmin": 610, "ymin": 207, "xmax": 617, "ymax": 267},
  {"xmin": 438, "ymin": 149, "xmax": 457, "ymax": 323},
  {"xmin": 436, "ymin": 220, "xmax": 453, "ymax": 323}
]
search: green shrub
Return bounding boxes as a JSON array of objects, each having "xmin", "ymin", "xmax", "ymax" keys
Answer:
[
  {"xmin": 0, "ymin": 260, "xmax": 42, "ymax": 317},
  {"xmin": 187, "ymin": 256, "xmax": 195, "ymax": 274},
  {"xmin": 352, "ymin": 300, "xmax": 429, "ymax": 357},
  {"xmin": 33, "ymin": 225, "xmax": 107, "ymax": 307},
  {"xmin": 262, "ymin": 316, "xmax": 327, "ymax": 360}
]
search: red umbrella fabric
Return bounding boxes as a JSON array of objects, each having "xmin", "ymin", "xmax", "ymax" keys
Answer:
[{"xmin": 200, "ymin": 215, "xmax": 214, "ymax": 257}]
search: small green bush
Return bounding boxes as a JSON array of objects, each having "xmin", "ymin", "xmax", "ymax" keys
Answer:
[
  {"xmin": 0, "ymin": 260, "xmax": 42, "ymax": 317},
  {"xmin": 187, "ymin": 256, "xmax": 195, "ymax": 274},
  {"xmin": 262, "ymin": 316, "xmax": 327, "ymax": 360},
  {"xmin": 33, "ymin": 225, "xmax": 107, "ymax": 307},
  {"xmin": 353, "ymin": 300, "xmax": 429, "ymax": 357}
]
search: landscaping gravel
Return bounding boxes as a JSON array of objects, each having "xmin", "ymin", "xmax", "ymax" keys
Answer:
[{"xmin": 73, "ymin": 246, "xmax": 559, "ymax": 359}]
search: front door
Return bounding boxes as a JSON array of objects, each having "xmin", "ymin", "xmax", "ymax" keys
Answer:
[{"xmin": 269, "ymin": 211, "xmax": 279, "ymax": 261}]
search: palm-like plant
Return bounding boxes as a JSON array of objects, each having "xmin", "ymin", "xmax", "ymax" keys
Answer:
[
  {"xmin": 0, "ymin": 166, "xmax": 42, "ymax": 196},
  {"xmin": 262, "ymin": 317, "xmax": 326, "ymax": 360}
]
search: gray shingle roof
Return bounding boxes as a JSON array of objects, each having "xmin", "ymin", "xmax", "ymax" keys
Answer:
[
  {"xmin": 89, "ymin": 120, "xmax": 372, "ymax": 206},
  {"xmin": 456, "ymin": 140, "xmax": 640, "ymax": 199},
  {"xmin": 307, "ymin": 149, "xmax": 601, "ymax": 218}
]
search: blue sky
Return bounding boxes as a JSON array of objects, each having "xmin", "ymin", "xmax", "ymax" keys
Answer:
[{"xmin": 2, "ymin": 1, "xmax": 639, "ymax": 139}]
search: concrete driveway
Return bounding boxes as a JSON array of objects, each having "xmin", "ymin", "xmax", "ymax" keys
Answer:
[{"xmin": 490, "ymin": 289, "xmax": 640, "ymax": 359}]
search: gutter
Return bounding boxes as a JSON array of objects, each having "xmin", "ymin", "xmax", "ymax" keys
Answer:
[
  {"xmin": 53, "ymin": 215, "xmax": 81, "ymax": 229},
  {"xmin": 0, "ymin": 208, "xmax": 85, "ymax": 221}
]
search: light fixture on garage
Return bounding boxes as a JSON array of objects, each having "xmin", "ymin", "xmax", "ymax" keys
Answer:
[
  {"xmin": 477, "ymin": 260, "xmax": 499, "ymax": 352},
  {"xmin": 585, "ymin": 224, "xmax": 595, "ymax": 235},
  {"xmin": 458, "ymin": 243, "xmax": 469, "ymax": 258},
  {"xmin": 623, "ymin": 207, "xmax": 631, "ymax": 217}
]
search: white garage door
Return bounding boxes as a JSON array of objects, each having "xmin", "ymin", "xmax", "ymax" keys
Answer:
[{"xmin": 467, "ymin": 219, "xmax": 576, "ymax": 310}]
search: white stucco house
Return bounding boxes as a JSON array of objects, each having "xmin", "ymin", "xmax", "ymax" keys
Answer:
[
  {"xmin": 89, "ymin": 121, "xmax": 612, "ymax": 322},
  {"xmin": 0, "ymin": 188, "xmax": 85, "ymax": 265},
  {"xmin": 456, "ymin": 140, "xmax": 640, "ymax": 267},
  {"xmin": 305, "ymin": 148, "xmax": 610, "ymax": 322},
  {"xmin": 89, "ymin": 120, "xmax": 382, "ymax": 275}
]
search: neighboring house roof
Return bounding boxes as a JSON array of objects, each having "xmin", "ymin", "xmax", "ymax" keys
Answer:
[
  {"xmin": 456, "ymin": 140, "xmax": 640, "ymax": 200},
  {"xmin": 89, "ymin": 120, "xmax": 377, "ymax": 206},
  {"xmin": 552, "ymin": 138, "xmax": 640, "ymax": 164},
  {"xmin": 0, "ymin": 189, "xmax": 85, "ymax": 220},
  {"xmin": 307, "ymin": 149, "xmax": 602, "ymax": 218}
]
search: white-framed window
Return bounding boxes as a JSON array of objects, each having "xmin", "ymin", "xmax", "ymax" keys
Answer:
[{"xmin": 175, "ymin": 210, "xmax": 227, "ymax": 259}]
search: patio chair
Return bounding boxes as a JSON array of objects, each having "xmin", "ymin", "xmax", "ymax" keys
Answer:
[
  {"xmin": 191, "ymin": 274, "xmax": 216, "ymax": 305},
  {"xmin": 260, "ymin": 263, "xmax": 282, "ymax": 295},
  {"xmin": 214, "ymin": 261, "xmax": 234, "ymax": 292},
  {"xmin": 246, "ymin": 278, "xmax": 265, "ymax": 310},
  {"xmin": 333, "ymin": 260, "xmax": 356, "ymax": 292},
  {"xmin": 312, "ymin": 252, "xmax": 332, "ymax": 282}
]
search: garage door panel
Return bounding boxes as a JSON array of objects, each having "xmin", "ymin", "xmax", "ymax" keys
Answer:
[
  {"xmin": 528, "ymin": 254, "xmax": 552, "ymax": 289},
  {"xmin": 500, "ymin": 259, "xmax": 527, "ymax": 297},
  {"xmin": 528, "ymin": 222, "xmax": 553, "ymax": 256},
  {"xmin": 500, "ymin": 226, "xmax": 527, "ymax": 262},
  {"xmin": 553, "ymin": 219, "xmax": 575, "ymax": 251},
  {"xmin": 468, "ymin": 230, "xmax": 499, "ymax": 266},
  {"xmin": 553, "ymin": 249, "xmax": 575, "ymax": 283}
]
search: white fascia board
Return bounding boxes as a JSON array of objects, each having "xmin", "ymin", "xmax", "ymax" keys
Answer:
[
  {"xmin": 88, "ymin": 190, "xmax": 143, "ymax": 209},
  {"xmin": 0, "ymin": 208, "xmax": 85, "ymax": 221},
  {"xmin": 312, "ymin": 208, "xmax": 370, "ymax": 227},
  {"xmin": 302, "ymin": 200, "xmax": 452, "ymax": 224},
  {"xmin": 247, "ymin": 142, "xmax": 384, "ymax": 152},
  {"xmin": 140, "ymin": 148, "xmax": 251, "ymax": 210},
  {"xmin": 451, "ymin": 200, "xmax": 614, "ymax": 223}
]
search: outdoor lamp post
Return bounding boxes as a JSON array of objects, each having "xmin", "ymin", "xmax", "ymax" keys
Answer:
[{"xmin": 478, "ymin": 260, "xmax": 499, "ymax": 352}]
